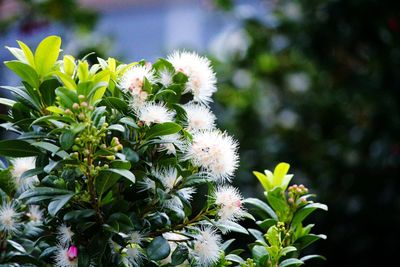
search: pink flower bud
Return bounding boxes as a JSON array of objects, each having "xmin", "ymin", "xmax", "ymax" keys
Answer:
[{"xmin": 67, "ymin": 245, "xmax": 78, "ymax": 261}]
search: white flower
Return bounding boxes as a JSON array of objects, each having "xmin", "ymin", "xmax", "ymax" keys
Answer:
[
  {"xmin": 157, "ymin": 68, "xmax": 174, "ymax": 87},
  {"xmin": 178, "ymin": 187, "xmax": 196, "ymax": 201},
  {"xmin": 152, "ymin": 167, "xmax": 181, "ymax": 191},
  {"xmin": 137, "ymin": 177, "xmax": 156, "ymax": 192},
  {"xmin": 120, "ymin": 64, "xmax": 155, "ymax": 92},
  {"xmin": 120, "ymin": 64, "xmax": 155, "ymax": 109},
  {"xmin": 54, "ymin": 245, "xmax": 78, "ymax": 267},
  {"xmin": 186, "ymin": 130, "xmax": 239, "ymax": 182},
  {"xmin": 137, "ymin": 102, "xmax": 174, "ymax": 126},
  {"xmin": 167, "ymin": 51, "xmax": 217, "ymax": 105},
  {"xmin": 214, "ymin": 186, "xmax": 244, "ymax": 222},
  {"xmin": 129, "ymin": 231, "xmax": 144, "ymax": 246},
  {"xmin": 57, "ymin": 224, "xmax": 74, "ymax": 246},
  {"xmin": 27, "ymin": 205, "xmax": 43, "ymax": 223},
  {"xmin": 0, "ymin": 202, "xmax": 19, "ymax": 234},
  {"xmin": 158, "ymin": 133, "xmax": 185, "ymax": 155},
  {"xmin": 183, "ymin": 103, "xmax": 216, "ymax": 132},
  {"xmin": 10, "ymin": 157, "xmax": 39, "ymax": 194},
  {"xmin": 124, "ymin": 245, "xmax": 144, "ymax": 267},
  {"xmin": 193, "ymin": 227, "xmax": 221, "ymax": 266}
]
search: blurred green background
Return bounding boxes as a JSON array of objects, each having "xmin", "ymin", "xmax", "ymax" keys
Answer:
[{"xmin": 1, "ymin": 0, "xmax": 399, "ymax": 266}]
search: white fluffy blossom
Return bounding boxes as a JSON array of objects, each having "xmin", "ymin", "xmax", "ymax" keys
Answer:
[
  {"xmin": 129, "ymin": 231, "xmax": 144, "ymax": 246},
  {"xmin": 10, "ymin": 157, "xmax": 38, "ymax": 194},
  {"xmin": 57, "ymin": 224, "xmax": 74, "ymax": 246},
  {"xmin": 178, "ymin": 187, "xmax": 196, "ymax": 201},
  {"xmin": 167, "ymin": 51, "xmax": 217, "ymax": 105},
  {"xmin": 137, "ymin": 177, "xmax": 156, "ymax": 192},
  {"xmin": 54, "ymin": 246, "xmax": 78, "ymax": 267},
  {"xmin": 186, "ymin": 130, "xmax": 239, "ymax": 182},
  {"xmin": 214, "ymin": 186, "xmax": 244, "ymax": 222},
  {"xmin": 0, "ymin": 202, "xmax": 19, "ymax": 234},
  {"xmin": 183, "ymin": 103, "xmax": 216, "ymax": 132},
  {"xmin": 193, "ymin": 227, "xmax": 221, "ymax": 266},
  {"xmin": 152, "ymin": 167, "xmax": 181, "ymax": 191},
  {"xmin": 158, "ymin": 133, "xmax": 185, "ymax": 155},
  {"xmin": 124, "ymin": 245, "xmax": 144, "ymax": 266},
  {"xmin": 157, "ymin": 68, "xmax": 174, "ymax": 87},
  {"xmin": 137, "ymin": 102, "xmax": 174, "ymax": 126},
  {"xmin": 120, "ymin": 64, "xmax": 155, "ymax": 109},
  {"xmin": 27, "ymin": 205, "xmax": 43, "ymax": 223}
]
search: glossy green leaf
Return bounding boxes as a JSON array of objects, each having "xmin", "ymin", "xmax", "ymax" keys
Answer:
[
  {"xmin": 48, "ymin": 193, "xmax": 74, "ymax": 216},
  {"xmin": 244, "ymin": 198, "xmax": 278, "ymax": 220},
  {"xmin": 0, "ymin": 140, "xmax": 41, "ymax": 157},
  {"xmin": 171, "ymin": 244, "xmax": 189, "ymax": 266},
  {"xmin": 147, "ymin": 236, "xmax": 170, "ymax": 261},
  {"xmin": 291, "ymin": 203, "xmax": 328, "ymax": 226},
  {"xmin": 0, "ymin": 98, "xmax": 16, "ymax": 107},
  {"xmin": 278, "ymin": 258, "xmax": 304, "ymax": 267},
  {"xmin": 146, "ymin": 122, "xmax": 182, "ymax": 140},
  {"xmin": 100, "ymin": 168, "xmax": 135, "ymax": 184}
]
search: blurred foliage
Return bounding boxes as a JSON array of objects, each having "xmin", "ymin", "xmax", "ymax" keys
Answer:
[
  {"xmin": 0, "ymin": 0, "xmax": 97, "ymax": 34},
  {"xmin": 212, "ymin": 0, "xmax": 400, "ymax": 266}
]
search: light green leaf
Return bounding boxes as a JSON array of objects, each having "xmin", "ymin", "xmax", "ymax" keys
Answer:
[
  {"xmin": 35, "ymin": 35, "xmax": 61, "ymax": 76},
  {"xmin": 17, "ymin": 40, "xmax": 36, "ymax": 68},
  {"xmin": 4, "ymin": 61, "xmax": 39, "ymax": 88},
  {"xmin": 0, "ymin": 98, "xmax": 16, "ymax": 107}
]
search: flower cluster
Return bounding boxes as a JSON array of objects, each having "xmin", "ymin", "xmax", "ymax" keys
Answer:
[{"xmin": 0, "ymin": 36, "xmax": 245, "ymax": 267}]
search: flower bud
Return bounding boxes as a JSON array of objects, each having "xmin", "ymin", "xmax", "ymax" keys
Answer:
[
  {"xmin": 72, "ymin": 103, "xmax": 80, "ymax": 110},
  {"xmin": 78, "ymin": 95, "xmax": 85, "ymax": 101},
  {"xmin": 80, "ymin": 102, "xmax": 88, "ymax": 108},
  {"xmin": 106, "ymin": 155, "xmax": 116, "ymax": 161},
  {"xmin": 67, "ymin": 245, "xmax": 78, "ymax": 261}
]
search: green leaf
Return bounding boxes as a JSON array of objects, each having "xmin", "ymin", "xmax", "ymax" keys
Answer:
[
  {"xmin": 100, "ymin": 168, "xmax": 135, "ymax": 184},
  {"xmin": 257, "ymin": 218, "xmax": 278, "ymax": 231},
  {"xmin": 64, "ymin": 209, "xmax": 96, "ymax": 222},
  {"xmin": 39, "ymin": 78, "xmax": 59, "ymax": 106},
  {"xmin": 0, "ymin": 97, "xmax": 16, "ymax": 107},
  {"xmin": 32, "ymin": 141, "xmax": 69, "ymax": 159},
  {"xmin": 294, "ymin": 234, "xmax": 327, "ymax": 250},
  {"xmin": 100, "ymin": 97, "xmax": 128, "ymax": 112},
  {"xmin": 120, "ymin": 117, "xmax": 138, "ymax": 128},
  {"xmin": 19, "ymin": 187, "xmax": 73, "ymax": 199},
  {"xmin": 300, "ymin": 255, "xmax": 326, "ymax": 262},
  {"xmin": 278, "ymin": 258, "xmax": 304, "ymax": 267},
  {"xmin": 108, "ymin": 124, "xmax": 125, "ymax": 132},
  {"xmin": 171, "ymin": 244, "xmax": 189, "ymax": 266},
  {"xmin": 59, "ymin": 130, "xmax": 75, "ymax": 150},
  {"xmin": 95, "ymin": 171, "xmax": 121, "ymax": 198},
  {"xmin": 146, "ymin": 122, "xmax": 182, "ymax": 140},
  {"xmin": 48, "ymin": 193, "xmax": 74, "ymax": 216},
  {"xmin": 266, "ymin": 187, "xmax": 289, "ymax": 219},
  {"xmin": 147, "ymin": 236, "xmax": 170, "ymax": 261},
  {"xmin": 225, "ymin": 254, "xmax": 244, "ymax": 263},
  {"xmin": 243, "ymin": 198, "xmax": 278, "ymax": 220},
  {"xmin": 4, "ymin": 61, "xmax": 39, "ymax": 88},
  {"xmin": 217, "ymin": 220, "xmax": 249, "ymax": 234},
  {"xmin": 0, "ymin": 140, "xmax": 41, "ymax": 157},
  {"xmin": 291, "ymin": 203, "xmax": 328, "ymax": 226},
  {"xmin": 55, "ymin": 87, "xmax": 78, "ymax": 108},
  {"xmin": 53, "ymin": 71, "xmax": 77, "ymax": 89},
  {"xmin": 17, "ymin": 40, "xmax": 36, "ymax": 68},
  {"xmin": 35, "ymin": 35, "xmax": 61, "ymax": 76}
]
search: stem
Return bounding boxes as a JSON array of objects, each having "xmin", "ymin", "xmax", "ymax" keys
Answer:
[
  {"xmin": 86, "ymin": 144, "xmax": 103, "ymax": 224},
  {"xmin": 149, "ymin": 209, "xmax": 209, "ymax": 237}
]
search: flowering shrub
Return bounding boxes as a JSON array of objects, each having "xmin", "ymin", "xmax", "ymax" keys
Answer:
[{"xmin": 0, "ymin": 36, "xmax": 326, "ymax": 267}]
